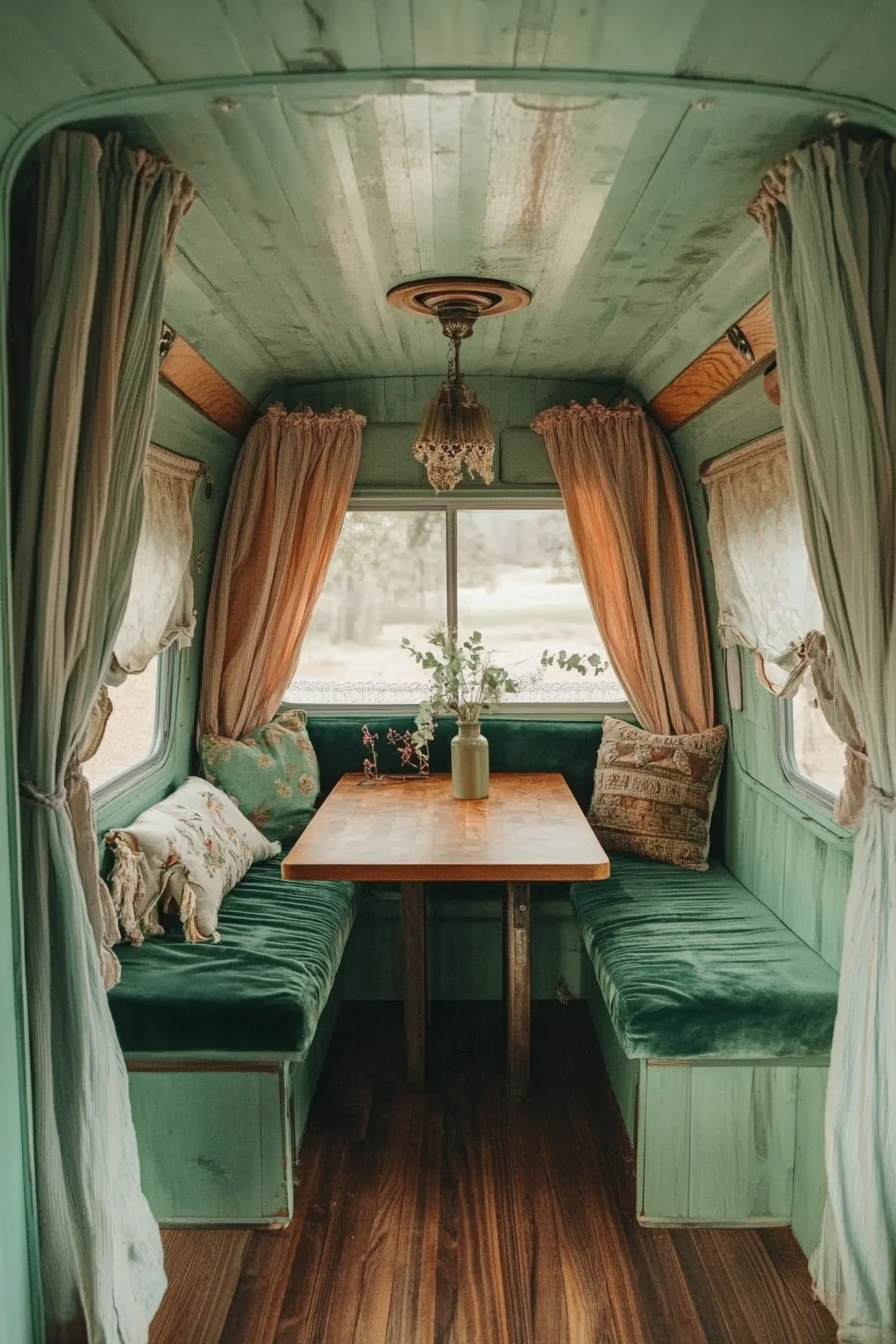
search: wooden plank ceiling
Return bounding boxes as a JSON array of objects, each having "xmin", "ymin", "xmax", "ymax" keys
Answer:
[
  {"xmin": 4, "ymin": 1, "xmax": 896, "ymax": 406},
  {"xmin": 130, "ymin": 85, "xmax": 829, "ymax": 402}
]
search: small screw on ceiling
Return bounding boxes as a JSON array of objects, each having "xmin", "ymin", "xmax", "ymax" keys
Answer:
[
  {"xmin": 214, "ymin": 96, "xmax": 242, "ymax": 113},
  {"xmin": 827, "ymin": 110, "xmax": 849, "ymax": 127},
  {"xmin": 692, "ymin": 97, "xmax": 714, "ymax": 111}
]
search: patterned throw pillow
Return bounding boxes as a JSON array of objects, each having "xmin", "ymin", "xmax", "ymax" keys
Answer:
[
  {"xmin": 198, "ymin": 709, "xmax": 320, "ymax": 845},
  {"xmin": 588, "ymin": 717, "xmax": 728, "ymax": 871},
  {"xmin": 105, "ymin": 778, "xmax": 279, "ymax": 944}
]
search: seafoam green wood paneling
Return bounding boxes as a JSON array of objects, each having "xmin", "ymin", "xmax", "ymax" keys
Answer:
[
  {"xmin": 636, "ymin": 1061, "xmax": 803, "ymax": 1226},
  {"xmin": 127, "ymin": 1064, "xmax": 293, "ymax": 1225},
  {"xmin": 283, "ymin": 374, "xmax": 615, "ymax": 495},
  {"xmin": 342, "ymin": 888, "xmax": 585, "ymax": 1002},
  {"xmin": 124, "ymin": 972, "xmax": 343, "ymax": 1226},
  {"xmin": 668, "ymin": 376, "xmax": 851, "ymax": 1259},
  {"xmin": 583, "ymin": 966, "xmax": 640, "ymax": 1139},
  {"xmin": 793, "ymin": 1065, "xmax": 830, "ymax": 1259}
]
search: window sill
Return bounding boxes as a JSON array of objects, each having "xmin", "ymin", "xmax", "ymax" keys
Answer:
[{"xmin": 284, "ymin": 700, "xmax": 633, "ymax": 721}]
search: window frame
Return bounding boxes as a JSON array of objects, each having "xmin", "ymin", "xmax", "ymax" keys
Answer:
[
  {"xmin": 285, "ymin": 493, "xmax": 630, "ymax": 720},
  {"xmin": 777, "ymin": 694, "xmax": 838, "ymax": 813},
  {"xmin": 89, "ymin": 644, "xmax": 179, "ymax": 808}
]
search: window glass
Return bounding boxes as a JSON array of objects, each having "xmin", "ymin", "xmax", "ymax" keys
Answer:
[
  {"xmin": 287, "ymin": 506, "xmax": 625, "ymax": 706},
  {"xmin": 456, "ymin": 510, "xmax": 624, "ymax": 703},
  {"xmin": 82, "ymin": 657, "xmax": 162, "ymax": 790},
  {"xmin": 289, "ymin": 511, "xmax": 448, "ymax": 704},
  {"xmin": 788, "ymin": 682, "xmax": 845, "ymax": 800}
]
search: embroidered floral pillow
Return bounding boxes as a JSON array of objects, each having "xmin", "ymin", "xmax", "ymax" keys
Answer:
[
  {"xmin": 588, "ymin": 717, "xmax": 728, "ymax": 871},
  {"xmin": 198, "ymin": 709, "xmax": 320, "ymax": 845},
  {"xmin": 105, "ymin": 778, "xmax": 279, "ymax": 944}
]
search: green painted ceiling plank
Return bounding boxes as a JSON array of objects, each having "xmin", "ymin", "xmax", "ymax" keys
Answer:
[
  {"xmin": 402, "ymin": 92, "xmax": 438, "ymax": 276},
  {"xmin": 543, "ymin": 0, "xmax": 705, "ymax": 74},
  {"xmin": 627, "ymin": 231, "xmax": 770, "ymax": 400},
  {"xmin": 372, "ymin": 94, "xmax": 425, "ymax": 277},
  {"xmin": 513, "ymin": 0, "xmax": 559, "ymax": 69},
  {"xmin": 87, "ymin": 0, "xmax": 255, "ymax": 81},
  {"xmin": 508, "ymin": 93, "xmax": 686, "ymax": 373},
  {"xmin": 505, "ymin": 95, "xmax": 650, "ymax": 372},
  {"xmin": 167, "ymin": 248, "xmax": 283, "ymax": 378},
  {"xmin": 410, "ymin": 0, "xmax": 524, "ymax": 68},
  {"xmin": 457, "ymin": 88, "xmax": 498, "ymax": 270},
  {"xmin": 374, "ymin": 0, "xmax": 415, "ymax": 69},
  {"xmin": 7, "ymin": 1, "xmax": 155, "ymax": 93},
  {"xmin": 151, "ymin": 384, "xmax": 241, "ymax": 459},
  {"xmin": 163, "ymin": 98, "xmax": 361, "ymax": 373},
  {"xmin": 808, "ymin": 0, "xmax": 896, "ymax": 113},
  {"xmin": 269, "ymin": 99, "xmax": 393, "ymax": 368},
  {"xmin": 210, "ymin": 0, "xmax": 287, "ymax": 73},
  {"xmin": 578, "ymin": 103, "xmax": 731, "ymax": 354},
  {"xmin": 0, "ymin": 12, "xmax": 96, "ymax": 125},
  {"xmin": 162, "ymin": 264, "xmax": 272, "ymax": 404},
  {"xmin": 429, "ymin": 95, "xmax": 464, "ymax": 275},
  {"xmin": 676, "ymin": 0, "xmax": 879, "ymax": 90},
  {"xmin": 322, "ymin": 115, "xmax": 408, "ymax": 366},
  {"xmin": 589, "ymin": 98, "xmax": 828, "ymax": 372},
  {"xmin": 254, "ymin": 0, "xmax": 386, "ymax": 76},
  {"xmin": 171, "ymin": 200, "xmax": 322, "ymax": 377}
]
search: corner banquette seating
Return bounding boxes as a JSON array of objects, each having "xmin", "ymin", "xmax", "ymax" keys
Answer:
[{"xmin": 108, "ymin": 716, "xmax": 838, "ymax": 1233}]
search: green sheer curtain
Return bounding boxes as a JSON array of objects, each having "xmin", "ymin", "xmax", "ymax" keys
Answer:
[
  {"xmin": 750, "ymin": 136, "xmax": 896, "ymax": 1343},
  {"xmin": 11, "ymin": 131, "xmax": 192, "ymax": 1341}
]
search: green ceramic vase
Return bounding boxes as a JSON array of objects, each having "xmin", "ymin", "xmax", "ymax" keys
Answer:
[{"xmin": 450, "ymin": 720, "xmax": 489, "ymax": 799}]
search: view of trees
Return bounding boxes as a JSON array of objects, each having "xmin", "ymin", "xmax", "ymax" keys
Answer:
[{"xmin": 291, "ymin": 508, "xmax": 625, "ymax": 704}]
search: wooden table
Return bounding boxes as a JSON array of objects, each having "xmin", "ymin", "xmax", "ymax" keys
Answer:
[{"xmin": 282, "ymin": 772, "xmax": 610, "ymax": 1099}]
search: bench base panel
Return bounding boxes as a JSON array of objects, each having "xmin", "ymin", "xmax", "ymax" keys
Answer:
[
  {"xmin": 584, "ymin": 965, "xmax": 829, "ymax": 1231},
  {"xmin": 126, "ymin": 982, "xmax": 343, "ymax": 1227}
]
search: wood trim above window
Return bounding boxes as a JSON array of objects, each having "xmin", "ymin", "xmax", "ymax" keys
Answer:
[
  {"xmin": 158, "ymin": 329, "xmax": 256, "ymax": 440},
  {"xmin": 648, "ymin": 295, "xmax": 776, "ymax": 433}
]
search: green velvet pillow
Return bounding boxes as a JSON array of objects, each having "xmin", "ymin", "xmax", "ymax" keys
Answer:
[{"xmin": 199, "ymin": 709, "xmax": 320, "ymax": 845}]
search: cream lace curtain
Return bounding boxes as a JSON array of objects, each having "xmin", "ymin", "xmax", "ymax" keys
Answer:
[
  {"xmin": 199, "ymin": 403, "xmax": 365, "ymax": 740},
  {"xmin": 11, "ymin": 130, "xmax": 192, "ymax": 1341},
  {"xmin": 114, "ymin": 444, "xmax": 203, "ymax": 674},
  {"xmin": 532, "ymin": 399, "xmax": 715, "ymax": 735},
  {"xmin": 749, "ymin": 133, "xmax": 896, "ymax": 1344},
  {"xmin": 701, "ymin": 432, "xmax": 866, "ymax": 824},
  {"xmin": 701, "ymin": 432, "xmax": 823, "ymax": 693}
]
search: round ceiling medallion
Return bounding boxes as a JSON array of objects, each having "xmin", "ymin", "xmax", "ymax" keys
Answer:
[{"xmin": 386, "ymin": 276, "xmax": 531, "ymax": 319}]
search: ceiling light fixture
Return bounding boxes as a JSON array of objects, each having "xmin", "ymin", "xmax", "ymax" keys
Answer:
[{"xmin": 387, "ymin": 277, "xmax": 531, "ymax": 491}]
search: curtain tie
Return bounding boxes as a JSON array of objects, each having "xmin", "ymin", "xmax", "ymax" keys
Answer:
[
  {"xmin": 865, "ymin": 784, "xmax": 896, "ymax": 812},
  {"xmin": 19, "ymin": 779, "xmax": 67, "ymax": 811}
]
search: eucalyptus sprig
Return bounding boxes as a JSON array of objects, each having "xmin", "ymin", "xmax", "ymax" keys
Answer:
[{"xmin": 401, "ymin": 625, "xmax": 607, "ymax": 722}]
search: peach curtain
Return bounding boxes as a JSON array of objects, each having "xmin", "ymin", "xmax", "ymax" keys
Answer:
[
  {"xmin": 532, "ymin": 399, "xmax": 715, "ymax": 735},
  {"xmin": 199, "ymin": 402, "xmax": 365, "ymax": 739}
]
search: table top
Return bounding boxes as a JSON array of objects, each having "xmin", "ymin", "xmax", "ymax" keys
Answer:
[{"xmin": 281, "ymin": 772, "xmax": 611, "ymax": 882}]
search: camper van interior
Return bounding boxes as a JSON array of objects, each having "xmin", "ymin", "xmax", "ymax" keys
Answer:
[{"xmin": 3, "ymin": 4, "xmax": 896, "ymax": 1342}]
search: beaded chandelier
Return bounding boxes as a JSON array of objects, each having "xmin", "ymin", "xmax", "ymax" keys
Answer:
[{"xmin": 386, "ymin": 278, "xmax": 531, "ymax": 492}]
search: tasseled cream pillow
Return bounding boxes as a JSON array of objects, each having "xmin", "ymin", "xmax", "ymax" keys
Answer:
[{"xmin": 105, "ymin": 777, "xmax": 279, "ymax": 945}]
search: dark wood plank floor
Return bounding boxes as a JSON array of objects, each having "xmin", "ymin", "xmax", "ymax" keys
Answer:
[{"xmin": 149, "ymin": 1001, "xmax": 837, "ymax": 1344}]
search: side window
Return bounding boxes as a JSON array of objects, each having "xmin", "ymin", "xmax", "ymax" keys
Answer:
[
  {"xmin": 780, "ymin": 683, "xmax": 844, "ymax": 805},
  {"xmin": 82, "ymin": 649, "xmax": 175, "ymax": 794}
]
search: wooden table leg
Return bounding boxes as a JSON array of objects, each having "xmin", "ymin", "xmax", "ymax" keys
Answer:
[
  {"xmin": 402, "ymin": 881, "xmax": 426, "ymax": 1088},
  {"xmin": 506, "ymin": 881, "xmax": 531, "ymax": 1100}
]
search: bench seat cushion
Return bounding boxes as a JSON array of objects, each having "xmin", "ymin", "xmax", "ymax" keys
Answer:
[
  {"xmin": 572, "ymin": 856, "xmax": 838, "ymax": 1060},
  {"xmin": 109, "ymin": 858, "xmax": 358, "ymax": 1056}
]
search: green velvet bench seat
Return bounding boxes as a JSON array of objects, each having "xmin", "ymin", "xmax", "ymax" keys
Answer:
[
  {"xmin": 109, "ymin": 858, "xmax": 358, "ymax": 1227},
  {"xmin": 571, "ymin": 856, "xmax": 838, "ymax": 1232}
]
